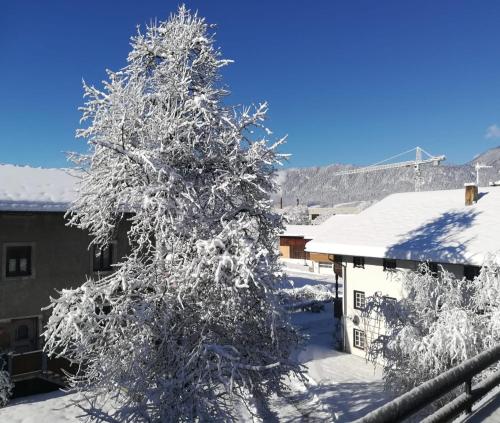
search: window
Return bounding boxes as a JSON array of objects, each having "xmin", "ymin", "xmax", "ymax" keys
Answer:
[
  {"xmin": 383, "ymin": 258, "xmax": 397, "ymax": 271},
  {"xmin": 354, "ymin": 290, "xmax": 366, "ymax": 310},
  {"xmin": 464, "ymin": 265, "xmax": 480, "ymax": 281},
  {"xmin": 15, "ymin": 325, "xmax": 29, "ymax": 341},
  {"xmin": 93, "ymin": 244, "xmax": 114, "ymax": 272},
  {"xmin": 353, "ymin": 256, "xmax": 365, "ymax": 268},
  {"xmin": 353, "ymin": 328, "xmax": 366, "ymax": 350},
  {"xmin": 6, "ymin": 246, "xmax": 32, "ymax": 277},
  {"xmin": 420, "ymin": 261, "xmax": 438, "ymax": 276}
]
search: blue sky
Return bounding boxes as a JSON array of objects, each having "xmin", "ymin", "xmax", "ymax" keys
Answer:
[{"xmin": 2, "ymin": 1, "xmax": 500, "ymax": 169}]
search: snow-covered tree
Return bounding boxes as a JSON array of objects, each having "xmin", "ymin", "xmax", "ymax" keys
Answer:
[
  {"xmin": 279, "ymin": 205, "xmax": 310, "ymax": 225},
  {"xmin": 364, "ymin": 259, "xmax": 500, "ymax": 396},
  {"xmin": 44, "ymin": 6, "xmax": 301, "ymax": 422},
  {"xmin": 0, "ymin": 357, "xmax": 12, "ymax": 408}
]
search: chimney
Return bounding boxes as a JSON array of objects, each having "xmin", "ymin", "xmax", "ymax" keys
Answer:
[{"xmin": 464, "ymin": 183, "xmax": 478, "ymax": 206}]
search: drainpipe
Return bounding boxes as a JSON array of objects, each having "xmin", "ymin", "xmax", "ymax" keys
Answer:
[{"xmin": 342, "ymin": 262, "xmax": 347, "ymax": 352}]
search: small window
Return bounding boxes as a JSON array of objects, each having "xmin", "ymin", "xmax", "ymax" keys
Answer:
[
  {"xmin": 6, "ymin": 246, "xmax": 32, "ymax": 277},
  {"xmin": 93, "ymin": 244, "xmax": 114, "ymax": 272},
  {"xmin": 15, "ymin": 325, "xmax": 29, "ymax": 341},
  {"xmin": 354, "ymin": 290, "xmax": 366, "ymax": 310},
  {"xmin": 353, "ymin": 256, "xmax": 365, "ymax": 268},
  {"xmin": 383, "ymin": 258, "xmax": 397, "ymax": 271},
  {"xmin": 464, "ymin": 265, "xmax": 480, "ymax": 281},
  {"xmin": 429, "ymin": 262, "xmax": 439, "ymax": 275},
  {"xmin": 353, "ymin": 328, "xmax": 366, "ymax": 350},
  {"xmin": 420, "ymin": 261, "xmax": 438, "ymax": 276}
]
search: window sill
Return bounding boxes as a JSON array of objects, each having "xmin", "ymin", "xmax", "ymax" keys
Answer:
[{"xmin": 3, "ymin": 274, "xmax": 35, "ymax": 282}]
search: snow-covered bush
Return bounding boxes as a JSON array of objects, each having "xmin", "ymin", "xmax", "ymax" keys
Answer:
[
  {"xmin": 44, "ymin": 6, "xmax": 301, "ymax": 422},
  {"xmin": 364, "ymin": 259, "xmax": 500, "ymax": 395},
  {"xmin": 278, "ymin": 284, "xmax": 335, "ymax": 307},
  {"xmin": 0, "ymin": 356, "xmax": 12, "ymax": 408}
]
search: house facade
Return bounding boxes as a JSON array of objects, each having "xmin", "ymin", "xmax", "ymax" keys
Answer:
[
  {"xmin": 302, "ymin": 185, "xmax": 498, "ymax": 358},
  {"xmin": 0, "ymin": 165, "xmax": 129, "ymax": 356}
]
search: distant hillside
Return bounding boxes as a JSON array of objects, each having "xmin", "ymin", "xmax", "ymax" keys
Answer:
[{"xmin": 276, "ymin": 147, "xmax": 500, "ymax": 207}]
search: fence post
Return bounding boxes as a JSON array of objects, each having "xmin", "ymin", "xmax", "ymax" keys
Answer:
[{"xmin": 465, "ymin": 378, "xmax": 472, "ymax": 414}]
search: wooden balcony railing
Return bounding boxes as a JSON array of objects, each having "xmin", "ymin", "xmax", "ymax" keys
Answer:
[
  {"xmin": 355, "ymin": 344, "xmax": 500, "ymax": 423},
  {"xmin": 5, "ymin": 349, "xmax": 74, "ymax": 385}
]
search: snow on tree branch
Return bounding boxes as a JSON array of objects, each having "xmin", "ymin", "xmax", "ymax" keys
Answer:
[
  {"xmin": 363, "ymin": 258, "xmax": 500, "ymax": 402},
  {"xmin": 44, "ymin": 6, "xmax": 302, "ymax": 422}
]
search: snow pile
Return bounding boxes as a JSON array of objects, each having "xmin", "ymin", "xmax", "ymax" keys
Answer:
[{"xmin": 0, "ymin": 164, "xmax": 78, "ymax": 211}]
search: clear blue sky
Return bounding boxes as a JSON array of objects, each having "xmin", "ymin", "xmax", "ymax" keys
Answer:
[{"xmin": 2, "ymin": 1, "xmax": 500, "ymax": 169}]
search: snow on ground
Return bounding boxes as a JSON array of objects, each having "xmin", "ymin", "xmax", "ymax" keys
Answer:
[
  {"xmin": 0, "ymin": 390, "xmax": 83, "ymax": 423},
  {"xmin": 0, "ymin": 265, "xmax": 388, "ymax": 422},
  {"xmin": 283, "ymin": 302, "xmax": 390, "ymax": 421}
]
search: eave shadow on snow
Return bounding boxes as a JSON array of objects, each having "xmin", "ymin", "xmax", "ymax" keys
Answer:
[{"xmin": 385, "ymin": 209, "xmax": 480, "ymax": 264}]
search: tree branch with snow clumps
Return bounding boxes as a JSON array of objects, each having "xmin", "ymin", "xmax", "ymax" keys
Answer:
[
  {"xmin": 364, "ymin": 258, "xmax": 500, "ymax": 409},
  {"xmin": 43, "ymin": 6, "xmax": 302, "ymax": 422}
]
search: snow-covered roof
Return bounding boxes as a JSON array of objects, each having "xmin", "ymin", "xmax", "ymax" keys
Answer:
[
  {"xmin": 305, "ymin": 187, "xmax": 500, "ymax": 266},
  {"xmin": 281, "ymin": 224, "xmax": 322, "ymax": 239},
  {"xmin": 0, "ymin": 164, "xmax": 78, "ymax": 212},
  {"xmin": 281, "ymin": 215, "xmax": 352, "ymax": 239}
]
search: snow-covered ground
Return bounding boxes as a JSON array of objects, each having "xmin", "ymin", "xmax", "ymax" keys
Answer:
[{"xmin": 0, "ymin": 264, "xmax": 389, "ymax": 422}]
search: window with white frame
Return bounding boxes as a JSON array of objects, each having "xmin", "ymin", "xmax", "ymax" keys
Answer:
[
  {"xmin": 353, "ymin": 328, "xmax": 366, "ymax": 350},
  {"xmin": 353, "ymin": 290, "xmax": 366, "ymax": 310},
  {"xmin": 5, "ymin": 245, "xmax": 33, "ymax": 278}
]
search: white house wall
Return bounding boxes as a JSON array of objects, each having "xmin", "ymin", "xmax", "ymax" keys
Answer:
[{"xmin": 341, "ymin": 256, "xmax": 465, "ymax": 359}]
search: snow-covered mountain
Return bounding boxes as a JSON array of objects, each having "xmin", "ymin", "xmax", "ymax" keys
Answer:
[{"xmin": 276, "ymin": 146, "xmax": 500, "ymax": 207}]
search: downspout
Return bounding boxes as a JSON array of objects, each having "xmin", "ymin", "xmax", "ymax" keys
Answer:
[{"xmin": 342, "ymin": 260, "xmax": 347, "ymax": 352}]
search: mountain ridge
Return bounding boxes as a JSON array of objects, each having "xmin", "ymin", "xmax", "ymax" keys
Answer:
[{"xmin": 276, "ymin": 146, "xmax": 500, "ymax": 207}]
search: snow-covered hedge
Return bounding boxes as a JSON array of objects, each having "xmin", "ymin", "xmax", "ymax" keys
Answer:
[{"xmin": 278, "ymin": 284, "xmax": 335, "ymax": 308}]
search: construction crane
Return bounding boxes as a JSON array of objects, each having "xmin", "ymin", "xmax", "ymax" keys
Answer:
[
  {"xmin": 474, "ymin": 163, "xmax": 492, "ymax": 186},
  {"xmin": 332, "ymin": 146, "xmax": 446, "ymax": 192}
]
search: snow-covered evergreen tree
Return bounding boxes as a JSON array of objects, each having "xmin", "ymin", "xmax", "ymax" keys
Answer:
[
  {"xmin": 364, "ymin": 259, "xmax": 500, "ymax": 395},
  {"xmin": 44, "ymin": 6, "xmax": 301, "ymax": 422}
]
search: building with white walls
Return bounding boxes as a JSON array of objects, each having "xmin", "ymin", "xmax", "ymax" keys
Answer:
[{"xmin": 303, "ymin": 185, "xmax": 500, "ymax": 357}]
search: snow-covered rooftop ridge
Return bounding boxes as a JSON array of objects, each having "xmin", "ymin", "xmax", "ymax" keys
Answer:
[
  {"xmin": 305, "ymin": 187, "xmax": 500, "ymax": 266},
  {"xmin": 0, "ymin": 164, "xmax": 79, "ymax": 212},
  {"xmin": 281, "ymin": 215, "xmax": 351, "ymax": 238}
]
